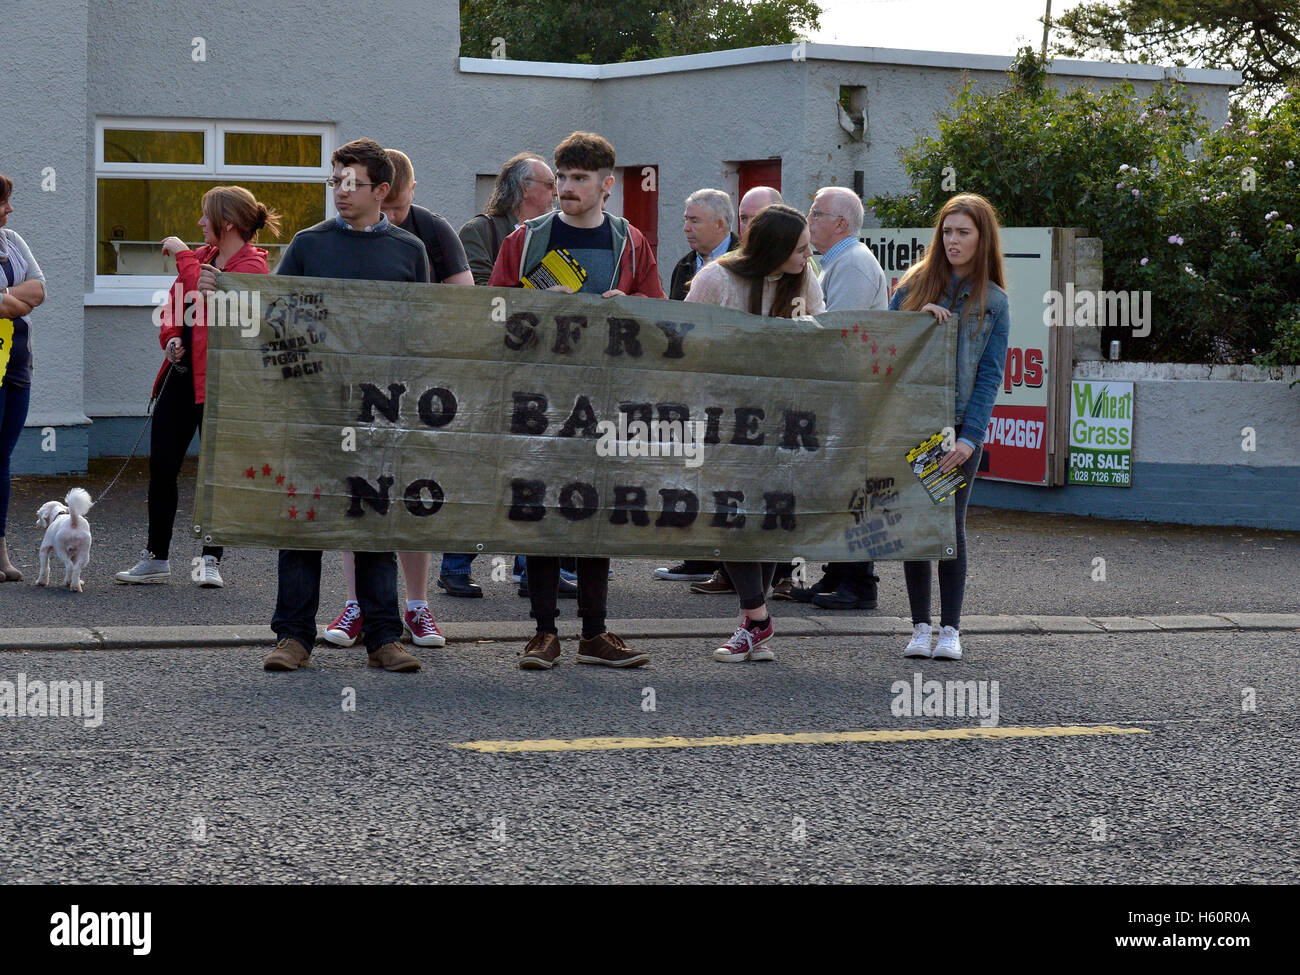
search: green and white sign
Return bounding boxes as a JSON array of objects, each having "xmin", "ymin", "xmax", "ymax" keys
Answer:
[{"xmin": 1068, "ymin": 380, "xmax": 1134, "ymax": 487}]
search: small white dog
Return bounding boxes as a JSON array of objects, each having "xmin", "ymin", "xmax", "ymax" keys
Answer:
[{"xmin": 36, "ymin": 488, "xmax": 93, "ymax": 592}]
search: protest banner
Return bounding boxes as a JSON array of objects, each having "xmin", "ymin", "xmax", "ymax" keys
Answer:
[{"xmin": 193, "ymin": 273, "xmax": 960, "ymax": 561}]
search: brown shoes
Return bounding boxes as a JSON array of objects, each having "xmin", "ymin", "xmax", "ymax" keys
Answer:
[
  {"xmin": 576, "ymin": 632, "xmax": 650, "ymax": 668},
  {"xmin": 520, "ymin": 632, "xmax": 651, "ymax": 669},
  {"xmin": 689, "ymin": 569, "xmax": 734, "ymax": 594},
  {"xmin": 263, "ymin": 637, "xmax": 311, "ymax": 671},
  {"xmin": 770, "ymin": 579, "xmax": 794, "ymax": 600},
  {"xmin": 368, "ymin": 641, "xmax": 422, "ymax": 672},
  {"xmin": 519, "ymin": 632, "xmax": 562, "ymax": 670}
]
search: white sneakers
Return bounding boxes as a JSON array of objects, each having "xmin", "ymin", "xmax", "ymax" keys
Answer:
[
  {"xmin": 904, "ymin": 623, "xmax": 963, "ymax": 660},
  {"xmin": 115, "ymin": 551, "xmax": 170, "ymax": 584},
  {"xmin": 933, "ymin": 625, "xmax": 962, "ymax": 660},
  {"xmin": 196, "ymin": 555, "xmax": 224, "ymax": 588},
  {"xmin": 903, "ymin": 622, "xmax": 932, "ymax": 658},
  {"xmin": 115, "ymin": 551, "xmax": 224, "ymax": 587}
]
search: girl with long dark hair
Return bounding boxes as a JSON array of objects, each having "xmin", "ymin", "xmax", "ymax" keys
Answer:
[{"xmin": 685, "ymin": 203, "xmax": 825, "ymax": 662}]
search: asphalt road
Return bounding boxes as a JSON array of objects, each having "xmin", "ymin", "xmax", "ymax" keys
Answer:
[
  {"xmin": 1, "ymin": 629, "xmax": 1295, "ymax": 883},
  {"xmin": 3, "ymin": 458, "xmax": 1297, "ymax": 629}
]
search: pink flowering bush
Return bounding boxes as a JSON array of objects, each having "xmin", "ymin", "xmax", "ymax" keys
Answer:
[{"xmin": 871, "ymin": 49, "xmax": 1300, "ymax": 364}]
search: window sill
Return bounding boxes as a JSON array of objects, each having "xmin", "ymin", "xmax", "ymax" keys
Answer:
[{"xmin": 84, "ymin": 290, "xmax": 164, "ymax": 307}]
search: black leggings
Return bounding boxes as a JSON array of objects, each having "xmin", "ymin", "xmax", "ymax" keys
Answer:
[
  {"xmin": 903, "ymin": 444, "xmax": 982, "ymax": 629},
  {"xmin": 724, "ymin": 561, "xmax": 776, "ymax": 612},
  {"xmin": 147, "ymin": 366, "xmax": 221, "ymax": 561}
]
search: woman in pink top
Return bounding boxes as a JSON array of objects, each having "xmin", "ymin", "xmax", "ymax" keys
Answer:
[{"xmin": 685, "ymin": 203, "xmax": 824, "ymax": 663}]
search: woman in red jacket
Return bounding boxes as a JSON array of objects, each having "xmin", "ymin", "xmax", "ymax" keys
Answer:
[{"xmin": 116, "ymin": 186, "xmax": 280, "ymax": 588}]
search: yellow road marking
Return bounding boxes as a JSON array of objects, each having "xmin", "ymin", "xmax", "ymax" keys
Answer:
[{"xmin": 452, "ymin": 724, "xmax": 1150, "ymax": 754}]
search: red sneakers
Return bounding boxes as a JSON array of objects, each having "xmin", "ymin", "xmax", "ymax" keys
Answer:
[
  {"xmin": 403, "ymin": 606, "xmax": 446, "ymax": 647},
  {"xmin": 713, "ymin": 617, "xmax": 775, "ymax": 662},
  {"xmin": 324, "ymin": 603, "xmax": 363, "ymax": 647}
]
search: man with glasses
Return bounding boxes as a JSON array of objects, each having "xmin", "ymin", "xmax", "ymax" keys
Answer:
[
  {"xmin": 460, "ymin": 153, "xmax": 557, "ymax": 287},
  {"xmin": 788, "ymin": 185, "xmax": 889, "ymax": 612},
  {"xmin": 250, "ymin": 137, "xmax": 431, "ymax": 673},
  {"xmin": 488, "ymin": 131, "xmax": 664, "ymax": 671}
]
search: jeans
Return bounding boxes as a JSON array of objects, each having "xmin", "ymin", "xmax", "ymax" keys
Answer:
[
  {"xmin": 439, "ymin": 552, "xmax": 475, "ymax": 577},
  {"xmin": 903, "ymin": 444, "xmax": 983, "ymax": 630},
  {"xmin": 147, "ymin": 365, "xmax": 221, "ymax": 561},
  {"xmin": 273, "ymin": 549, "xmax": 400, "ymax": 652},
  {"xmin": 0, "ymin": 382, "xmax": 31, "ymax": 536},
  {"xmin": 526, "ymin": 555, "xmax": 608, "ymax": 635}
]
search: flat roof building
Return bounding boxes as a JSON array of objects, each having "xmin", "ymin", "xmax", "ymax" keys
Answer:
[{"xmin": 3, "ymin": 0, "xmax": 1239, "ymax": 473}]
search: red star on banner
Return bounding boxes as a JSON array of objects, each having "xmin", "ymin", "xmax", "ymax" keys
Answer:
[
  {"xmin": 313, "ymin": 487, "xmax": 321, "ymax": 500},
  {"xmin": 841, "ymin": 328, "xmax": 849, "ymax": 338},
  {"xmin": 871, "ymin": 342, "xmax": 878, "ymax": 353},
  {"xmin": 860, "ymin": 332, "xmax": 869, "ymax": 342},
  {"xmin": 851, "ymin": 324, "xmax": 859, "ymax": 333},
  {"xmin": 275, "ymin": 473, "xmax": 285, "ymax": 485},
  {"xmin": 261, "ymin": 464, "xmax": 272, "ymax": 477},
  {"xmin": 307, "ymin": 508, "xmax": 316, "ymax": 521},
  {"xmin": 287, "ymin": 484, "xmax": 297, "ymax": 498},
  {"xmin": 889, "ymin": 345, "xmax": 897, "ymax": 356},
  {"xmin": 872, "ymin": 361, "xmax": 880, "ymax": 374},
  {"xmin": 886, "ymin": 364, "xmax": 893, "ymax": 376},
  {"xmin": 244, "ymin": 467, "xmax": 256, "ymax": 479},
  {"xmin": 288, "ymin": 506, "xmax": 298, "ymax": 519}
]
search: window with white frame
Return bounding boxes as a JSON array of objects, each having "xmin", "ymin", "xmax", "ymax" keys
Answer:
[{"xmin": 94, "ymin": 118, "xmax": 334, "ymax": 290}]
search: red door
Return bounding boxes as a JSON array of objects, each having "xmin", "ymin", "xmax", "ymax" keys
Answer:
[
  {"xmin": 622, "ymin": 164, "xmax": 659, "ymax": 256},
  {"xmin": 738, "ymin": 160, "xmax": 782, "ymax": 199}
]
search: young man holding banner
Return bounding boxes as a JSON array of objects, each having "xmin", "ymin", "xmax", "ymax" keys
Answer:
[
  {"xmin": 245, "ymin": 138, "xmax": 432, "ymax": 673},
  {"xmin": 488, "ymin": 131, "xmax": 663, "ymax": 670}
]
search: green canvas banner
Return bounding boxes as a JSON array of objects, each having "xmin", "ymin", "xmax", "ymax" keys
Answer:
[{"xmin": 192, "ymin": 273, "xmax": 958, "ymax": 561}]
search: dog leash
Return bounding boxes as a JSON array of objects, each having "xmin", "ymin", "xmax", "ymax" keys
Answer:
[{"xmin": 91, "ymin": 364, "xmax": 176, "ymax": 509}]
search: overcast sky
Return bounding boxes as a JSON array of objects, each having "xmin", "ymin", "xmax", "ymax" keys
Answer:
[{"xmin": 809, "ymin": 0, "xmax": 1099, "ymax": 59}]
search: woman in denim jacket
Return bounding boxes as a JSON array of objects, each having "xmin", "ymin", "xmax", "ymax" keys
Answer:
[{"xmin": 889, "ymin": 194, "xmax": 1010, "ymax": 661}]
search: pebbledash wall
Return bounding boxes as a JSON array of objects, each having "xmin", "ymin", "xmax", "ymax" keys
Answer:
[
  {"xmin": 976, "ymin": 363, "xmax": 1300, "ymax": 531},
  {"xmin": 7, "ymin": 0, "xmax": 1264, "ymax": 528}
]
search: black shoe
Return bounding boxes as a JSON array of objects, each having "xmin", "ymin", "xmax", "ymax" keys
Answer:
[
  {"xmin": 519, "ymin": 575, "xmax": 579, "ymax": 599},
  {"xmin": 788, "ymin": 571, "xmax": 838, "ymax": 604},
  {"xmin": 437, "ymin": 574, "xmax": 483, "ymax": 598},
  {"xmin": 653, "ymin": 560, "xmax": 715, "ymax": 581},
  {"xmin": 812, "ymin": 584, "xmax": 879, "ymax": 610}
]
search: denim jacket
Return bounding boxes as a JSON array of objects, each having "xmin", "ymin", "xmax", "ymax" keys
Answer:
[{"xmin": 890, "ymin": 272, "xmax": 1010, "ymax": 449}]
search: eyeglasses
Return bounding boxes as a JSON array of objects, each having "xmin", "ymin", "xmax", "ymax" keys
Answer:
[
  {"xmin": 526, "ymin": 177, "xmax": 557, "ymax": 189},
  {"xmin": 325, "ymin": 177, "xmax": 379, "ymax": 189},
  {"xmin": 809, "ymin": 209, "xmax": 840, "ymax": 222}
]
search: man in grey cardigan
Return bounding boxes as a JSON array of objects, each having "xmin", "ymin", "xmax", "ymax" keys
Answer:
[
  {"xmin": 440, "ymin": 153, "xmax": 559, "ymax": 596},
  {"xmin": 458, "ymin": 153, "xmax": 557, "ymax": 285},
  {"xmin": 799, "ymin": 186, "xmax": 889, "ymax": 610}
]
